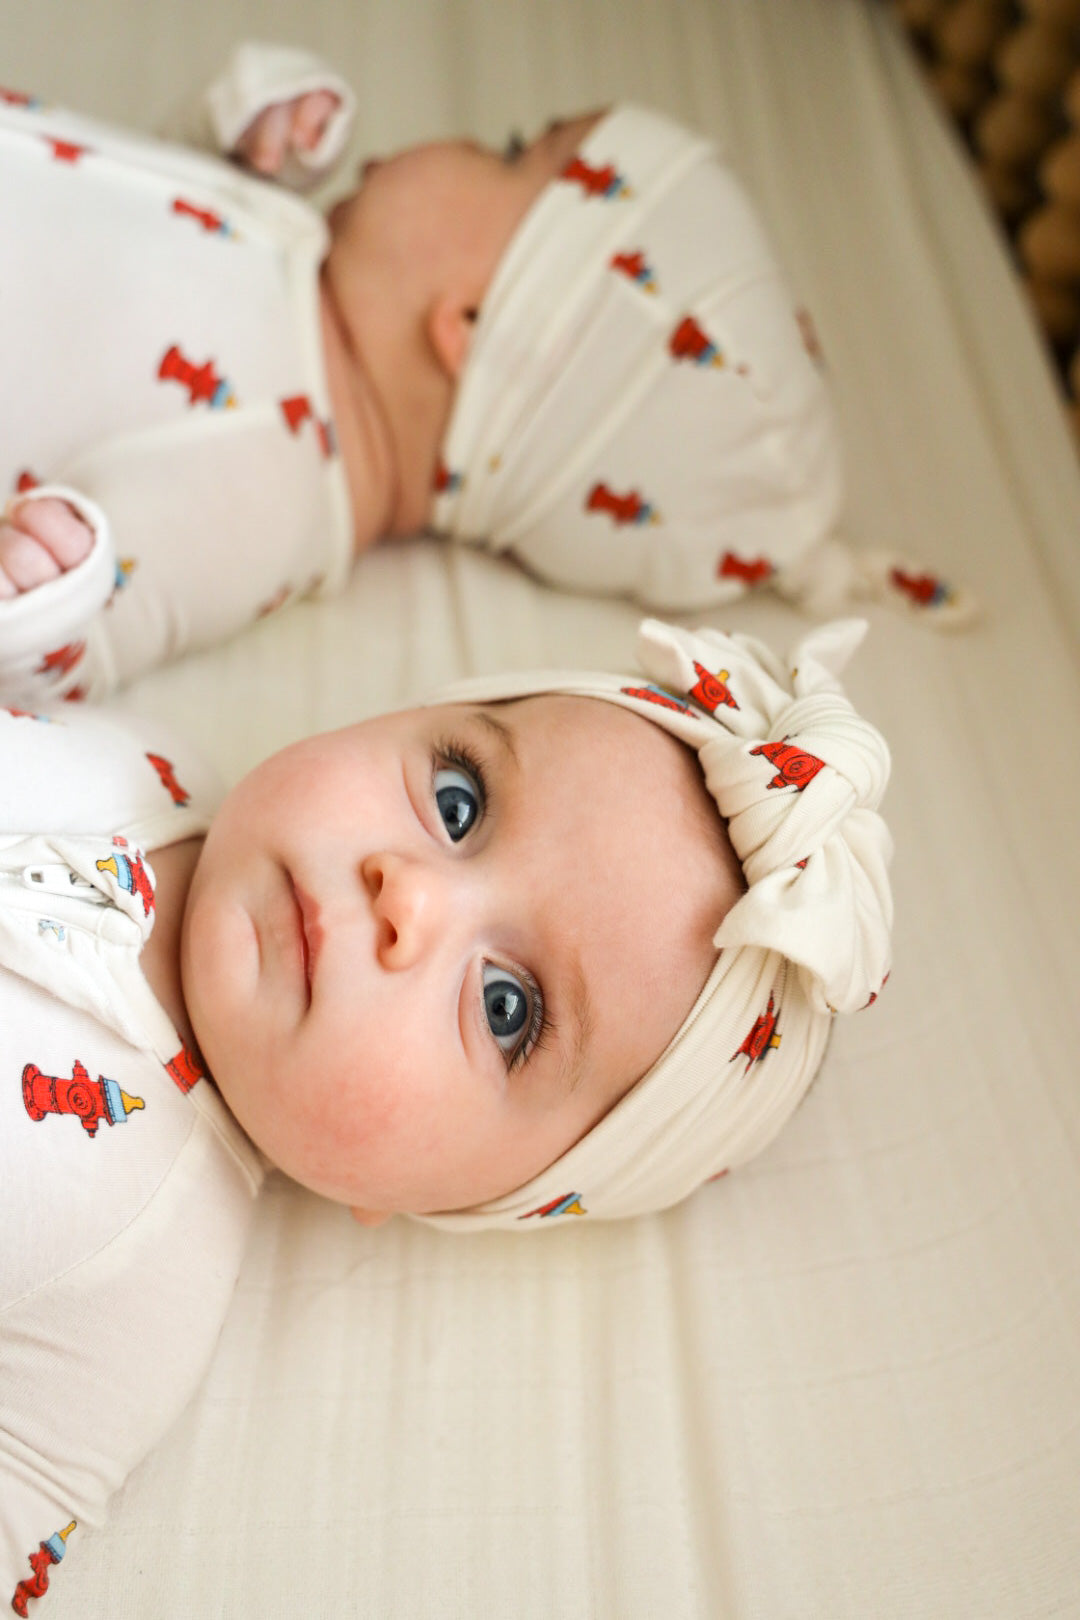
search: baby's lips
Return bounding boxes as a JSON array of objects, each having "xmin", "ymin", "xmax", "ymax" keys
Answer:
[{"xmin": 292, "ymin": 880, "xmax": 324, "ymax": 1000}]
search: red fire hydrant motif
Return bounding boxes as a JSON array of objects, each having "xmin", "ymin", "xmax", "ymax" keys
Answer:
[
  {"xmin": 35, "ymin": 642, "xmax": 84, "ymax": 679},
  {"xmin": 717, "ymin": 549, "xmax": 774, "ymax": 586},
  {"xmin": 889, "ymin": 566, "xmax": 950, "ymax": 609},
  {"xmin": 11, "ymin": 1522, "xmax": 76, "ymax": 1617},
  {"xmin": 145, "ymin": 752, "xmax": 190, "ymax": 807},
  {"xmin": 669, "ymin": 314, "xmax": 724, "ymax": 368},
  {"xmin": 0, "ymin": 86, "xmax": 41, "ymax": 109},
  {"xmin": 172, "ymin": 196, "xmax": 233, "ymax": 236},
  {"xmin": 22, "ymin": 1061, "xmax": 144, "ymax": 1137},
  {"xmin": 279, "ymin": 395, "xmax": 335, "ymax": 457},
  {"xmin": 42, "ymin": 136, "xmax": 88, "ymax": 164},
  {"xmin": 586, "ymin": 481, "xmax": 658, "ymax": 527},
  {"xmin": 689, "ymin": 661, "xmax": 738, "ymax": 713},
  {"xmin": 433, "ymin": 457, "xmax": 463, "ymax": 494},
  {"xmin": 733, "ymin": 993, "xmax": 782, "ymax": 1071},
  {"xmin": 749, "ymin": 738, "xmax": 825, "ymax": 792},
  {"xmin": 560, "ymin": 155, "xmax": 629, "ymax": 199},
  {"xmin": 620, "ymin": 683, "xmax": 695, "ymax": 717},
  {"xmin": 96, "ymin": 848, "xmax": 154, "ymax": 916},
  {"xmin": 166, "ymin": 1042, "xmax": 203, "ymax": 1095},
  {"xmin": 610, "ymin": 249, "xmax": 656, "ymax": 292},
  {"xmin": 158, "ymin": 344, "xmax": 236, "ymax": 409},
  {"xmin": 518, "ymin": 1191, "xmax": 587, "ymax": 1220}
]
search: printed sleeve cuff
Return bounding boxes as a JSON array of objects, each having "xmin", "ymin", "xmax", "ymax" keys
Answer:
[
  {"xmin": 0, "ymin": 486, "xmax": 115, "ymax": 670},
  {"xmin": 206, "ymin": 40, "xmax": 356, "ymax": 185}
]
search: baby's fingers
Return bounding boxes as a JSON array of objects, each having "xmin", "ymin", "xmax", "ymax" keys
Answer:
[
  {"xmin": 0, "ymin": 498, "xmax": 95, "ymax": 597},
  {"xmin": 238, "ymin": 99, "xmax": 293, "ymax": 175},
  {"xmin": 0, "ymin": 520, "xmax": 61, "ymax": 596},
  {"xmin": 15, "ymin": 498, "xmax": 96, "ymax": 568},
  {"xmin": 290, "ymin": 89, "xmax": 340, "ymax": 152}
]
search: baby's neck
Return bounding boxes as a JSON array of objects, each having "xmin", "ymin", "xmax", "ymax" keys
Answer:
[
  {"xmin": 141, "ymin": 836, "xmax": 204, "ymax": 1065},
  {"xmin": 318, "ymin": 267, "xmax": 399, "ymax": 557}
]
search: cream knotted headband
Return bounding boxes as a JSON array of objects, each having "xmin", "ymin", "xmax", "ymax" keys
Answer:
[
  {"xmin": 417, "ymin": 617, "xmax": 893, "ymax": 1231},
  {"xmin": 433, "ymin": 104, "xmax": 972, "ymax": 625}
]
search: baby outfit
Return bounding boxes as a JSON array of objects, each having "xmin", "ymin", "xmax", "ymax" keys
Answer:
[
  {"xmin": 0, "ymin": 703, "xmax": 262, "ymax": 1615},
  {"xmin": 0, "ymin": 51, "xmax": 971, "ymax": 707},
  {"xmin": 0, "ymin": 46, "xmax": 356, "ymax": 702}
]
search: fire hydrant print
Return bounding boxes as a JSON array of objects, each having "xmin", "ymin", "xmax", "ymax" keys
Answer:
[{"xmin": 22, "ymin": 1060, "xmax": 144, "ymax": 1137}]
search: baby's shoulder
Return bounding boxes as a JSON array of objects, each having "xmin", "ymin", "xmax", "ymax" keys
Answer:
[
  {"xmin": 1, "ymin": 965, "xmax": 206, "ymax": 1311},
  {"xmin": 0, "ymin": 702, "xmax": 221, "ymax": 846}
]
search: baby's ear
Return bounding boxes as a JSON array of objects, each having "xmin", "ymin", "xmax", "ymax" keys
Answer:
[
  {"xmin": 349, "ymin": 1206, "xmax": 391, "ymax": 1227},
  {"xmin": 426, "ymin": 292, "xmax": 477, "ymax": 381}
]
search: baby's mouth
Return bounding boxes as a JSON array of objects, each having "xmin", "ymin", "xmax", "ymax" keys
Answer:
[{"xmin": 290, "ymin": 879, "xmax": 321, "ymax": 1005}]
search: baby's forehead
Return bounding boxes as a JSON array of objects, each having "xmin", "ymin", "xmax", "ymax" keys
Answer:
[{"xmin": 479, "ymin": 692, "xmax": 724, "ymax": 845}]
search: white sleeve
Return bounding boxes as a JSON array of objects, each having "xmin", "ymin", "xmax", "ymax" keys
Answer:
[
  {"xmin": 0, "ymin": 487, "xmax": 116, "ymax": 706},
  {"xmin": 0, "ymin": 696, "xmax": 222, "ymax": 841},
  {"xmin": 159, "ymin": 40, "xmax": 357, "ymax": 192},
  {"xmin": 0, "ymin": 1058, "xmax": 258, "ymax": 1614}
]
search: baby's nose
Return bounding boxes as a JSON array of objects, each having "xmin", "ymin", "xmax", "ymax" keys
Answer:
[{"xmin": 361, "ymin": 851, "xmax": 446, "ymax": 969}]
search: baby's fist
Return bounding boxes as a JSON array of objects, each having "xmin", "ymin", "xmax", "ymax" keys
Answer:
[
  {"xmin": 233, "ymin": 89, "xmax": 341, "ymax": 177},
  {"xmin": 0, "ymin": 498, "xmax": 96, "ymax": 598}
]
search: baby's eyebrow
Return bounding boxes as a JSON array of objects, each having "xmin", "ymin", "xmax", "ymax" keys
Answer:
[
  {"xmin": 557, "ymin": 949, "xmax": 594, "ymax": 1095},
  {"xmin": 471, "ymin": 708, "xmax": 519, "ymax": 770}
]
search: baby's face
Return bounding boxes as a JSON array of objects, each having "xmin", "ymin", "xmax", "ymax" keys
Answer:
[
  {"xmin": 323, "ymin": 110, "xmax": 602, "ymax": 349},
  {"xmin": 181, "ymin": 695, "xmax": 741, "ymax": 1217}
]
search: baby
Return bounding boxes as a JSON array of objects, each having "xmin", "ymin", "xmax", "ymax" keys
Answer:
[
  {"xmin": 1, "ymin": 608, "xmax": 893, "ymax": 1609},
  {"xmin": 0, "ymin": 42, "xmax": 861, "ymax": 705}
]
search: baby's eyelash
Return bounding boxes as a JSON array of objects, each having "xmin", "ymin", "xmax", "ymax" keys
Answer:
[
  {"xmin": 508, "ymin": 965, "xmax": 554, "ymax": 1074},
  {"xmin": 503, "ymin": 130, "xmax": 526, "ymax": 163},
  {"xmin": 432, "ymin": 734, "xmax": 488, "ymax": 817}
]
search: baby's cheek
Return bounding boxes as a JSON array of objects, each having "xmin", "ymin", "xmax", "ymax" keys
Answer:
[{"xmin": 304, "ymin": 1042, "xmax": 452, "ymax": 1197}]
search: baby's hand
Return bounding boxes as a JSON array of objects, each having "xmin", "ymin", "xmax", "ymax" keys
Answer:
[
  {"xmin": 233, "ymin": 90, "xmax": 342, "ymax": 177},
  {"xmin": 0, "ymin": 498, "xmax": 96, "ymax": 599}
]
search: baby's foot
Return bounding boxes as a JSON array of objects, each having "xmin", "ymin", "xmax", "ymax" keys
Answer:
[{"xmin": 0, "ymin": 498, "xmax": 95, "ymax": 598}]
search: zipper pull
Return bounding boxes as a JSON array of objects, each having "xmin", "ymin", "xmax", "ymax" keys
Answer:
[{"xmin": 23, "ymin": 864, "xmax": 109, "ymax": 904}]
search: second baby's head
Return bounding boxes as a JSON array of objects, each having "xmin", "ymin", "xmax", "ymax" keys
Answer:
[
  {"xmin": 181, "ymin": 686, "xmax": 741, "ymax": 1220},
  {"xmin": 321, "ymin": 111, "xmax": 603, "ymax": 531},
  {"xmin": 321, "ymin": 105, "xmax": 842, "ymax": 606},
  {"xmin": 180, "ymin": 619, "xmax": 893, "ymax": 1231}
]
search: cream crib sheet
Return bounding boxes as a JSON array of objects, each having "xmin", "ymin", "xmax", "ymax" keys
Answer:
[{"xmin": 5, "ymin": 0, "xmax": 1080, "ymax": 1615}]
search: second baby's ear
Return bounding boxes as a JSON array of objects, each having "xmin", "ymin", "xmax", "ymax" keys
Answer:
[{"xmin": 427, "ymin": 293, "xmax": 478, "ymax": 381}]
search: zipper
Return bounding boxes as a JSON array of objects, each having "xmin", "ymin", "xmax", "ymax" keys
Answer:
[{"xmin": 21, "ymin": 863, "xmax": 110, "ymax": 906}]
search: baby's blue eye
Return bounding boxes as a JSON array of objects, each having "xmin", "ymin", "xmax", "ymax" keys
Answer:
[
  {"xmin": 483, "ymin": 964, "xmax": 530, "ymax": 1056},
  {"xmin": 434, "ymin": 763, "xmax": 480, "ymax": 842}
]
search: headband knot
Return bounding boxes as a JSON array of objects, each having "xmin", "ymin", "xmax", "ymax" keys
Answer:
[{"xmin": 636, "ymin": 617, "xmax": 892, "ymax": 1015}]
